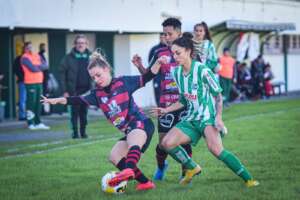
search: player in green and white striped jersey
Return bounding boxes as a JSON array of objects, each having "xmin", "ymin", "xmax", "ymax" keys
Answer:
[
  {"xmin": 152, "ymin": 34, "xmax": 259, "ymax": 187},
  {"xmin": 192, "ymin": 22, "xmax": 219, "ymax": 73}
]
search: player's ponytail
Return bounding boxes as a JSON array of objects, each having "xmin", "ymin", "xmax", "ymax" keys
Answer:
[
  {"xmin": 173, "ymin": 32, "xmax": 194, "ymax": 57},
  {"xmin": 88, "ymin": 48, "xmax": 112, "ymax": 73}
]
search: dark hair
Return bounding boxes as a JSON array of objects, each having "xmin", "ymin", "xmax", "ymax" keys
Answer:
[
  {"xmin": 223, "ymin": 47, "xmax": 230, "ymax": 53},
  {"xmin": 172, "ymin": 33, "xmax": 194, "ymax": 57},
  {"xmin": 88, "ymin": 48, "xmax": 112, "ymax": 73},
  {"xmin": 194, "ymin": 22, "xmax": 212, "ymax": 41},
  {"xmin": 24, "ymin": 41, "xmax": 32, "ymax": 47},
  {"xmin": 162, "ymin": 18, "xmax": 181, "ymax": 30}
]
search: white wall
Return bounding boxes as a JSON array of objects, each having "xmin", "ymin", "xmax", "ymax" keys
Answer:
[
  {"xmin": 287, "ymin": 54, "xmax": 300, "ymax": 91},
  {"xmin": 114, "ymin": 33, "xmax": 159, "ymax": 107},
  {"xmin": 1, "ymin": 0, "xmax": 300, "ymax": 33},
  {"xmin": 129, "ymin": 34, "xmax": 159, "ymax": 107},
  {"xmin": 264, "ymin": 54, "xmax": 284, "ymax": 84},
  {"xmin": 114, "ymin": 34, "xmax": 131, "ymax": 77}
]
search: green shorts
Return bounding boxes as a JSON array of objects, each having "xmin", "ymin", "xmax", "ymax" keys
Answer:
[{"xmin": 175, "ymin": 118, "xmax": 215, "ymax": 146}]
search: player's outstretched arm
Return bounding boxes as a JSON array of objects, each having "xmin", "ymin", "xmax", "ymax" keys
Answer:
[
  {"xmin": 40, "ymin": 95, "xmax": 67, "ymax": 105},
  {"xmin": 150, "ymin": 101, "xmax": 184, "ymax": 117}
]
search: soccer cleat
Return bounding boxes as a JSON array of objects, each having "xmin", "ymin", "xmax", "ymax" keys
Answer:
[
  {"xmin": 108, "ymin": 168, "xmax": 135, "ymax": 187},
  {"xmin": 245, "ymin": 180, "xmax": 259, "ymax": 187},
  {"xmin": 153, "ymin": 160, "xmax": 169, "ymax": 180},
  {"xmin": 179, "ymin": 165, "xmax": 202, "ymax": 185},
  {"xmin": 136, "ymin": 180, "xmax": 156, "ymax": 191},
  {"xmin": 35, "ymin": 123, "xmax": 50, "ymax": 130},
  {"xmin": 28, "ymin": 124, "xmax": 37, "ymax": 130}
]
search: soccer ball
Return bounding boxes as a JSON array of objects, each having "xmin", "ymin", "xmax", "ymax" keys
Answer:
[{"xmin": 101, "ymin": 171, "xmax": 128, "ymax": 194}]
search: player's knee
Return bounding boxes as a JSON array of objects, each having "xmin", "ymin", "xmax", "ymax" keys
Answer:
[
  {"xmin": 108, "ymin": 153, "xmax": 118, "ymax": 166},
  {"xmin": 161, "ymin": 137, "xmax": 175, "ymax": 150},
  {"xmin": 208, "ymin": 144, "xmax": 222, "ymax": 157}
]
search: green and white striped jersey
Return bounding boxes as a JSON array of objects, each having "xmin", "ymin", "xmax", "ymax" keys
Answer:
[
  {"xmin": 172, "ymin": 60, "xmax": 222, "ymax": 121},
  {"xmin": 193, "ymin": 39, "xmax": 219, "ymax": 72}
]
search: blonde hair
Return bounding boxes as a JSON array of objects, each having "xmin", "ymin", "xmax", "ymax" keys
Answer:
[{"xmin": 88, "ymin": 48, "xmax": 112, "ymax": 72}]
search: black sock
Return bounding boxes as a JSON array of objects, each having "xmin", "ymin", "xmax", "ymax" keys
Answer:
[{"xmin": 156, "ymin": 144, "xmax": 168, "ymax": 170}]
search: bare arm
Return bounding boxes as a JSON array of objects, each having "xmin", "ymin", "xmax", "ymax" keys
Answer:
[
  {"xmin": 214, "ymin": 93, "xmax": 226, "ymax": 132},
  {"xmin": 151, "ymin": 101, "xmax": 184, "ymax": 117},
  {"xmin": 132, "ymin": 54, "xmax": 148, "ymax": 75},
  {"xmin": 40, "ymin": 95, "xmax": 67, "ymax": 105},
  {"xmin": 215, "ymin": 93, "xmax": 223, "ymax": 119}
]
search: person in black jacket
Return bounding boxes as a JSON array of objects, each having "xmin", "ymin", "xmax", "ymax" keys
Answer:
[{"xmin": 59, "ymin": 34, "xmax": 91, "ymax": 139}]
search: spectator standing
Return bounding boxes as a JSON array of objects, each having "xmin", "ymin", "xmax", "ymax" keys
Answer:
[
  {"xmin": 39, "ymin": 43, "xmax": 50, "ymax": 114},
  {"xmin": 218, "ymin": 48, "xmax": 235, "ymax": 104},
  {"xmin": 21, "ymin": 41, "xmax": 50, "ymax": 130},
  {"xmin": 193, "ymin": 22, "xmax": 219, "ymax": 72},
  {"xmin": 59, "ymin": 34, "xmax": 91, "ymax": 139}
]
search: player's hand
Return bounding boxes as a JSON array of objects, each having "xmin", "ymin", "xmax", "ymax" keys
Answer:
[
  {"xmin": 150, "ymin": 107, "xmax": 168, "ymax": 117},
  {"xmin": 40, "ymin": 95, "xmax": 63, "ymax": 105},
  {"xmin": 132, "ymin": 54, "xmax": 143, "ymax": 68},
  {"xmin": 157, "ymin": 55, "xmax": 170, "ymax": 65},
  {"xmin": 63, "ymin": 92, "xmax": 69, "ymax": 98},
  {"xmin": 215, "ymin": 116, "xmax": 225, "ymax": 133}
]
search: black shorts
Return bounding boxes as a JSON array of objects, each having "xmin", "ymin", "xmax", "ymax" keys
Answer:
[
  {"xmin": 158, "ymin": 108, "xmax": 187, "ymax": 133},
  {"xmin": 119, "ymin": 118, "xmax": 154, "ymax": 153}
]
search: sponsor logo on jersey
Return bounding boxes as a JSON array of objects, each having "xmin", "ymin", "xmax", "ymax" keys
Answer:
[
  {"xmin": 165, "ymin": 72, "xmax": 173, "ymax": 80},
  {"xmin": 184, "ymin": 93, "xmax": 197, "ymax": 100},
  {"xmin": 165, "ymin": 82, "xmax": 177, "ymax": 90},
  {"xmin": 113, "ymin": 116, "xmax": 125, "ymax": 126},
  {"xmin": 159, "ymin": 113, "xmax": 175, "ymax": 128}
]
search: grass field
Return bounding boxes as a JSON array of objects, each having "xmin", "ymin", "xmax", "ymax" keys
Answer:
[{"xmin": 0, "ymin": 98, "xmax": 299, "ymax": 200}]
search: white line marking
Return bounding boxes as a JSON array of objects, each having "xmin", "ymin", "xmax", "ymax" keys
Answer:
[
  {"xmin": 1, "ymin": 136, "xmax": 118, "ymax": 160},
  {"xmin": 1, "ymin": 107, "xmax": 299, "ymax": 160}
]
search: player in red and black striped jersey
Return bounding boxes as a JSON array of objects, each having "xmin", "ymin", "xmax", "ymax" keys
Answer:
[
  {"xmin": 132, "ymin": 18, "xmax": 194, "ymax": 181},
  {"xmin": 41, "ymin": 51, "xmax": 168, "ymax": 191}
]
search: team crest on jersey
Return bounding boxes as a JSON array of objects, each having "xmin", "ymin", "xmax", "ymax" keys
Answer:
[
  {"xmin": 192, "ymin": 83, "xmax": 198, "ymax": 90},
  {"xmin": 101, "ymin": 97, "xmax": 108, "ymax": 103}
]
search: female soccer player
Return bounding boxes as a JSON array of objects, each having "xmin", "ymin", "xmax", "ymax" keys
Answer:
[
  {"xmin": 41, "ymin": 51, "xmax": 167, "ymax": 191},
  {"xmin": 152, "ymin": 34, "xmax": 259, "ymax": 187},
  {"xmin": 132, "ymin": 17, "xmax": 193, "ymax": 181},
  {"xmin": 192, "ymin": 22, "xmax": 219, "ymax": 72}
]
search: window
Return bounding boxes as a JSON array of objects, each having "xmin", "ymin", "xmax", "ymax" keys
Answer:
[{"xmin": 288, "ymin": 34, "xmax": 300, "ymax": 54}]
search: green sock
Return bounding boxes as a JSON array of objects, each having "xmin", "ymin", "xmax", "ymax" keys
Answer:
[
  {"xmin": 168, "ymin": 146, "xmax": 197, "ymax": 169},
  {"xmin": 218, "ymin": 150, "xmax": 252, "ymax": 181}
]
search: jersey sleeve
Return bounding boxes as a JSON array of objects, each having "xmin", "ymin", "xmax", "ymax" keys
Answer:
[
  {"xmin": 206, "ymin": 42, "xmax": 219, "ymax": 71},
  {"xmin": 201, "ymin": 68, "xmax": 222, "ymax": 96},
  {"xmin": 80, "ymin": 90, "xmax": 98, "ymax": 106},
  {"xmin": 122, "ymin": 76, "xmax": 144, "ymax": 94}
]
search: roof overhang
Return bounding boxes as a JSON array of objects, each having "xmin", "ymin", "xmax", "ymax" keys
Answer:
[{"xmin": 210, "ymin": 20, "xmax": 296, "ymax": 53}]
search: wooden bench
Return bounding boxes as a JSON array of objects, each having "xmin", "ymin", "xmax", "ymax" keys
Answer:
[{"xmin": 272, "ymin": 81, "xmax": 285, "ymax": 96}]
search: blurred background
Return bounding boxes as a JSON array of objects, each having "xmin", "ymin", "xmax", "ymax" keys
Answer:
[{"xmin": 0, "ymin": 0, "xmax": 299, "ymax": 120}]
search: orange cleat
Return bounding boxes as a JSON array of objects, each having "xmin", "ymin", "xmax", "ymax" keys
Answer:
[
  {"xmin": 136, "ymin": 180, "xmax": 156, "ymax": 191},
  {"xmin": 108, "ymin": 168, "xmax": 135, "ymax": 187}
]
